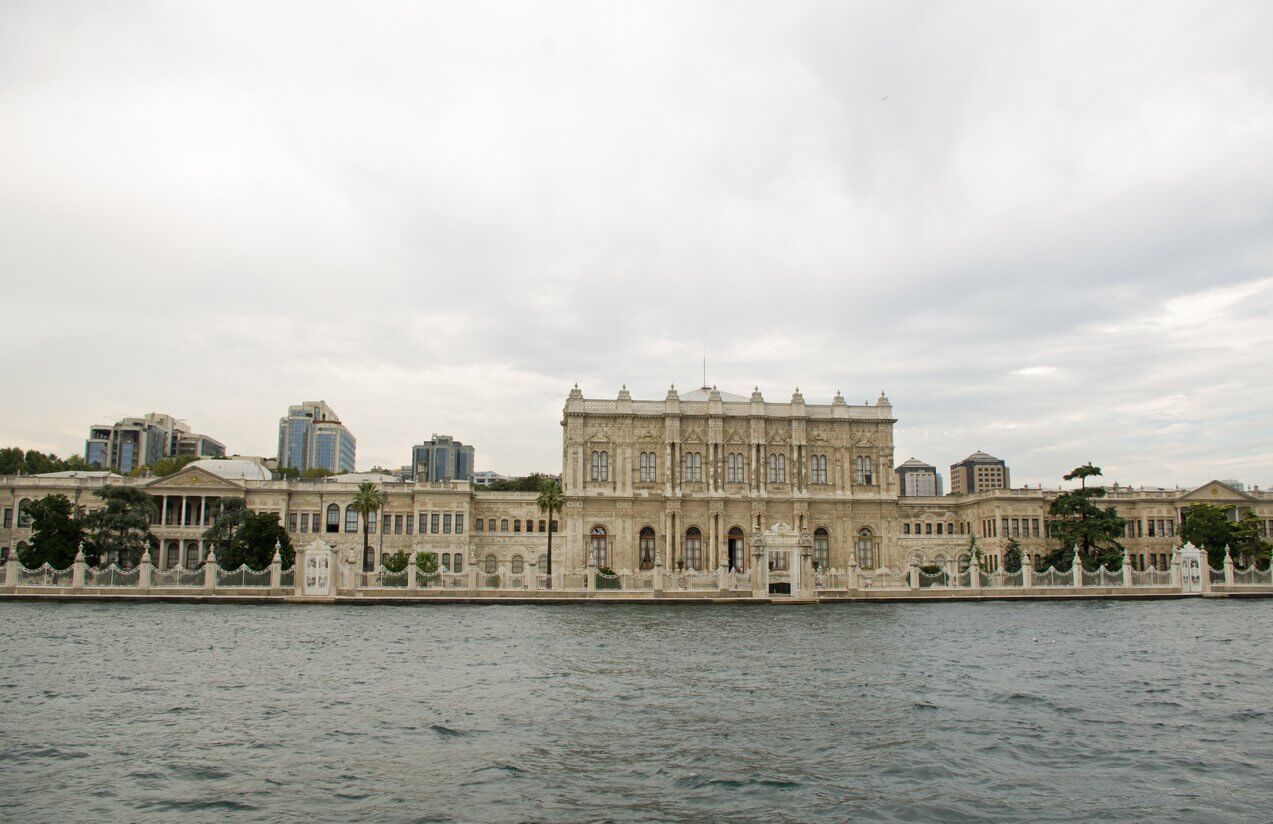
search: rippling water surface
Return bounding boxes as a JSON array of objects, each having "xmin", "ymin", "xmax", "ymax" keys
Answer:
[{"xmin": 1, "ymin": 600, "xmax": 1271, "ymax": 822}]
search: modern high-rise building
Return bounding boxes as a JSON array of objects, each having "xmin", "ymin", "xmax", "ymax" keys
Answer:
[
  {"xmin": 85, "ymin": 413, "xmax": 225, "ymax": 474},
  {"xmin": 411, "ymin": 434, "xmax": 475, "ymax": 482},
  {"xmin": 949, "ymin": 451, "xmax": 1010, "ymax": 495},
  {"xmin": 277, "ymin": 401, "xmax": 356, "ymax": 474},
  {"xmin": 896, "ymin": 458, "xmax": 943, "ymax": 496}
]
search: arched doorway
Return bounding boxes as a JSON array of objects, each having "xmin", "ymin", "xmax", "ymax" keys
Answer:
[
  {"xmin": 589, "ymin": 526, "xmax": 608, "ymax": 568},
  {"xmin": 727, "ymin": 527, "xmax": 746, "ymax": 571},
  {"xmin": 639, "ymin": 527, "xmax": 656, "ymax": 570},
  {"xmin": 813, "ymin": 528, "xmax": 829, "ymax": 569},
  {"xmin": 684, "ymin": 527, "xmax": 702, "ymax": 570},
  {"xmin": 165, "ymin": 541, "xmax": 180, "ymax": 569},
  {"xmin": 184, "ymin": 541, "xmax": 201, "ymax": 569}
]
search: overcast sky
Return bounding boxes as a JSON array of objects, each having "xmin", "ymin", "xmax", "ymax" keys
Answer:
[{"xmin": 3, "ymin": 1, "xmax": 1272, "ymax": 488}]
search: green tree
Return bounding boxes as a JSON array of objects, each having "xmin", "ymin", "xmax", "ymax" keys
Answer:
[
  {"xmin": 350, "ymin": 482, "xmax": 384, "ymax": 569},
  {"xmin": 82, "ymin": 486, "xmax": 157, "ymax": 567},
  {"xmin": 24, "ymin": 495, "xmax": 84, "ymax": 568},
  {"xmin": 1042, "ymin": 463, "xmax": 1125, "ymax": 570},
  {"xmin": 1003, "ymin": 537, "xmax": 1022, "ymax": 573},
  {"xmin": 278, "ymin": 466, "xmax": 301, "ymax": 480},
  {"xmin": 229, "ymin": 510, "xmax": 293, "ymax": 570},
  {"xmin": 414, "ymin": 551, "xmax": 438, "ymax": 574},
  {"xmin": 1180, "ymin": 503, "xmax": 1270, "ymax": 569},
  {"xmin": 959, "ymin": 534, "xmax": 983, "ymax": 572},
  {"xmin": 383, "ymin": 550, "xmax": 410, "ymax": 573},
  {"xmin": 301, "ymin": 467, "xmax": 335, "ymax": 479},
  {"xmin": 1231, "ymin": 512, "xmax": 1272, "ymax": 569},
  {"xmin": 0, "ymin": 447, "xmax": 24, "ymax": 475},
  {"xmin": 203, "ymin": 498, "xmax": 249, "ymax": 553},
  {"xmin": 150, "ymin": 455, "xmax": 200, "ymax": 477},
  {"xmin": 536, "ymin": 478, "xmax": 564, "ymax": 579}
]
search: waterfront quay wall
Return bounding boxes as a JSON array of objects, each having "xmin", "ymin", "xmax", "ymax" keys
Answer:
[{"xmin": 2, "ymin": 541, "xmax": 1270, "ymax": 604}]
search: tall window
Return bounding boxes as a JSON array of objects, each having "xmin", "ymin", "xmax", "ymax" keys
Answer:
[
  {"xmin": 854, "ymin": 456, "xmax": 873, "ymax": 485},
  {"xmin": 326, "ymin": 503, "xmax": 340, "ymax": 533},
  {"xmin": 726, "ymin": 453, "xmax": 736, "ymax": 482},
  {"xmin": 514, "ymin": 519, "xmax": 521, "ymax": 533},
  {"xmin": 16, "ymin": 499, "xmax": 32, "ymax": 529},
  {"xmin": 590, "ymin": 526, "xmax": 608, "ymax": 567},
  {"xmin": 441, "ymin": 552, "xmax": 451, "ymax": 572},
  {"xmin": 856, "ymin": 527, "xmax": 876, "ymax": 569},
  {"xmin": 300, "ymin": 513, "xmax": 310, "ymax": 533},
  {"xmin": 684, "ymin": 527, "xmax": 702, "ymax": 570},
  {"xmin": 345, "ymin": 506, "xmax": 358, "ymax": 532},
  {"xmin": 500, "ymin": 518, "xmax": 509, "ymax": 532},
  {"xmin": 455, "ymin": 514, "xmax": 464, "ymax": 534},
  {"xmin": 639, "ymin": 527, "xmax": 656, "ymax": 570},
  {"xmin": 810, "ymin": 455, "xmax": 828, "ymax": 485},
  {"xmin": 640, "ymin": 451, "xmax": 657, "ymax": 482},
  {"xmin": 511, "ymin": 555, "xmax": 524, "ymax": 574},
  {"xmin": 367, "ymin": 511, "xmax": 377, "ymax": 534},
  {"xmin": 487, "ymin": 518, "xmax": 496, "ymax": 533},
  {"xmin": 813, "ymin": 528, "xmax": 829, "ymax": 569},
  {"xmin": 768, "ymin": 453, "xmax": 786, "ymax": 483},
  {"xmin": 591, "ymin": 450, "xmax": 609, "ymax": 481},
  {"xmin": 453, "ymin": 554, "xmax": 463, "ymax": 573},
  {"xmin": 683, "ymin": 451, "xmax": 702, "ymax": 482},
  {"xmin": 484, "ymin": 555, "xmax": 497, "ymax": 574}
]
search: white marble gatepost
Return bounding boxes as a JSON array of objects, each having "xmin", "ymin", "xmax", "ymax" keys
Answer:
[
  {"xmin": 749, "ymin": 531, "xmax": 767, "ymax": 597},
  {"xmin": 299, "ymin": 539, "xmax": 335, "ymax": 597}
]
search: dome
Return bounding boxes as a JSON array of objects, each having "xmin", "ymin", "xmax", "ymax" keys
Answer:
[{"xmin": 190, "ymin": 458, "xmax": 272, "ymax": 481}]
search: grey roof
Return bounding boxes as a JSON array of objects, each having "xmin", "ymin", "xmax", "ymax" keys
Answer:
[
  {"xmin": 191, "ymin": 458, "xmax": 272, "ymax": 481},
  {"xmin": 956, "ymin": 451, "xmax": 1003, "ymax": 464},
  {"xmin": 680, "ymin": 386, "xmax": 750, "ymax": 402},
  {"xmin": 896, "ymin": 457, "xmax": 936, "ymax": 470}
]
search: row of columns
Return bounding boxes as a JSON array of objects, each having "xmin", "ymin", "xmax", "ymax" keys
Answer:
[{"xmin": 155, "ymin": 495, "xmax": 222, "ymax": 528}]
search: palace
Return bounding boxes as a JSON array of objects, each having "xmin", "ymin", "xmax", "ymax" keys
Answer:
[{"xmin": 2, "ymin": 385, "xmax": 1271, "ymax": 578}]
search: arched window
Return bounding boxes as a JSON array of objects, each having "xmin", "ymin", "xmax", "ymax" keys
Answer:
[
  {"xmin": 856, "ymin": 527, "xmax": 876, "ymax": 569},
  {"xmin": 325, "ymin": 503, "xmax": 340, "ymax": 533},
  {"xmin": 684, "ymin": 527, "xmax": 703, "ymax": 570},
  {"xmin": 600, "ymin": 451, "xmax": 609, "ymax": 481},
  {"xmin": 365, "ymin": 548, "xmax": 376, "ymax": 571},
  {"xmin": 453, "ymin": 554, "xmax": 463, "ymax": 573},
  {"xmin": 640, "ymin": 451, "xmax": 648, "ymax": 481},
  {"xmin": 441, "ymin": 552, "xmax": 451, "ymax": 572},
  {"xmin": 16, "ymin": 499, "xmax": 32, "ymax": 529},
  {"xmin": 768, "ymin": 454, "xmax": 777, "ymax": 482},
  {"xmin": 590, "ymin": 525, "xmax": 608, "ymax": 568},
  {"xmin": 344, "ymin": 505, "xmax": 358, "ymax": 532},
  {"xmin": 639, "ymin": 527, "xmax": 656, "ymax": 570},
  {"xmin": 185, "ymin": 541, "xmax": 200, "ymax": 568},
  {"xmin": 811, "ymin": 455, "xmax": 828, "ymax": 485},
  {"xmin": 165, "ymin": 541, "xmax": 179, "ymax": 569},
  {"xmin": 683, "ymin": 451, "xmax": 702, "ymax": 482},
  {"xmin": 813, "ymin": 528, "xmax": 830, "ymax": 569},
  {"xmin": 484, "ymin": 555, "xmax": 497, "ymax": 574},
  {"xmin": 776, "ymin": 454, "xmax": 786, "ymax": 482},
  {"xmin": 500, "ymin": 519, "xmax": 509, "ymax": 532},
  {"xmin": 511, "ymin": 555, "xmax": 524, "ymax": 574},
  {"xmin": 487, "ymin": 518, "xmax": 496, "ymax": 533},
  {"xmin": 726, "ymin": 453, "xmax": 735, "ymax": 482},
  {"xmin": 855, "ymin": 456, "xmax": 873, "ymax": 485}
]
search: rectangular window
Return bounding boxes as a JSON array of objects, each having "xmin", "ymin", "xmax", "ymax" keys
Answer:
[
  {"xmin": 539, "ymin": 520, "xmax": 546, "ymax": 532},
  {"xmin": 419, "ymin": 511, "xmax": 428, "ymax": 533},
  {"xmin": 288, "ymin": 512, "xmax": 298, "ymax": 531},
  {"xmin": 395, "ymin": 514, "xmax": 403, "ymax": 534},
  {"xmin": 1001, "ymin": 517, "xmax": 1008, "ymax": 537},
  {"xmin": 1148, "ymin": 520, "xmax": 1156, "ymax": 537},
  {"xmin": 475, "ymin": 517, "xmax": 484, "ymax": 533},
  {"xmin": 1032, "ymin": 518, "xmax": 1040, "ymax": 537},
  {"xmin": 925, "ymin": 523, "xmax": 932, "ymax": 534},
  {"xmin": 514, "ymin": 519, "xmax": 521, "ymax": 533},
  {"xmin": 455, "ymin": 514, "xmax": 464, "ymax": 534},
  {"xmin": 367, "ymin": 511, "xmax": 377, "ymax": 534},
  {"xmin": 431, "ymin": 513, "xmax": 440, "ymax": 533},
  {"xmin": 300, "ymin": 513, "xmax": 309, "ymax": 533},
  {"xmin": 3, "ymin": 508, "xmax": 11, "ymax": 529},
  {"xmin": 345, "ymin": 508, "xmax": 358, "ymax": 532},
  {"xmin": 903, "ymin": 523, "xmax": 910, "ymax": 534},
  {"xmin": 937, "ymin": 523, "xmax": 943, "ymax": 535},
  {"xmin": 443, "ymin": 514, "xmax": 452, "ymax": 534}
]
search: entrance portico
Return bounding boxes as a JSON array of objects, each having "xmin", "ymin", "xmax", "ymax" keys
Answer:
[{"xmin": 750, "ymin": 522, "xmax": 815, "ymax": 598}]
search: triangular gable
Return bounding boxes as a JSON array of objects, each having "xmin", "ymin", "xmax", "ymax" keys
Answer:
[
  {"xmin": 142, "ymin": 465, "xmax": 246, "ymax": 492},
  {"xmin": 1179, "ymin": 480, "xmax": 1255, "ymax": 502}
]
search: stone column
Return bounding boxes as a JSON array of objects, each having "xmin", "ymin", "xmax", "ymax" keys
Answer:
[
  {"xmin": 468, "ymin": 563, "xmax": 479, "ymax": 591},
  {"xmin": 908, "ymin": 558, "xmax": 919, "ymax": 590},
  {"xmin": 846, "ymin": 553, "xmax": 859, "ymax": 591},
  {"xmin": 528, "ymin": 559, "xmax": 539, "ymax": 592},
  {"xmin": 160, "ymin": 495, "xmax": 167, "ymax": 526},
  {"xmin": 717, "ymin": 559, "xmax": 729, "ymax": 592},
  {"xmin": 204, "ymin": 548, "xmax": 218, "ymax": 593},
  {"xmin": 138, "ymin": 548, "xmax": 152, "ymax": 592},
  {"xmin": 270, "ymin": 542, "xmax": 282, "ymax": 592},
  {"xmin": 4, "ymin": 549, "xmax": 19, "ymax": 590},
  {"xmin": 1224, "ymin": 545, "xmax": 1235, "ymax": 587},
  {"xmin": 1122, "ymin": 547, "xmax": 1133, "ymax": 589},
  {"xmin": 407, "ymin": 556, "xmax": 418, "ymax": 592},
  {"xmin": 586, "ymin": 559, "xmax": 596, "ymax": 592},
  {"xmin": 751, "ymin": 539, "xmax": 767, "ymax": 597},
  {"xmin": 947, "ymin": 556, "xmax": 959, "ymax": 589},
  {"xmin": 1021, "ymin": 550, "xmax": 1033, "ymax": 589},
  {"xmin": 180, "ymin": 495, "xmax": 187, "ymax": 526},
  {"xmin": 653, "ymin": 554, "xmax": 665, "ymax": 594},
  {"xmin": 71, "ymin": 544, "xmax": 86, "ymax": 590},
  {"xmin": 1071, "ymin": 546, "xmax": 1083, "ymax": 588},
  {"xmin": 800, "ymin": 547, "xmax": 814, "ymax": 597},
  {"xmin": 1170, "ymin": 545, "xmax": 1181, "ymax": 589}
]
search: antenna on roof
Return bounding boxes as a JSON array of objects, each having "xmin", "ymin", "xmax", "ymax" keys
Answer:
[{"xmin": 702, "ymin": 350, "xmax": 707, "ymax": 388}]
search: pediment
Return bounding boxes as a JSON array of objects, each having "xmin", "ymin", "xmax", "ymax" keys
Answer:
[
  {"xmin": 725, "ymin": 431, "xmax": 747, "ymax": 444},
  {"xmin": 143, "ymin": 466, "xmax": 246, "ymax": 492},
  {"xmin": 1179, "ymin": 480, "xmax": 1255, "ymax": 502}
]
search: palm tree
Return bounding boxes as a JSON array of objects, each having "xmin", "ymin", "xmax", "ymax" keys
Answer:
[
  {"xmin": 536, "ymin": 478, "xmax": 564, "ymax": 585},
  {"xmin": 351, "ymin": 482, "xmax": 384, "ymax": 571}
]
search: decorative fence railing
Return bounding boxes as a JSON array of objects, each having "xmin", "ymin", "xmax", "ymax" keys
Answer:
[{"xmin": 5, "ymin": 552, "xmax": 1272, "ymax": 598}]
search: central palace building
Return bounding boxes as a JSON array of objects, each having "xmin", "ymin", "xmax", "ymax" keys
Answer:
[{"xmin": 2, "ymin": 385, "xmax": 1270, "ymax": 576}]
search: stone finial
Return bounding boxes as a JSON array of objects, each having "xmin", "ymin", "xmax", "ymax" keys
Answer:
[
  {"xmin": 568, "ymin": 383, "xmax": 584, "ymax": 399},
  {"xmin": 1224, "ymin": 544, "xmax": 1232, "ymax": 561},
  {"xmin": 206, "ymin": 547, "xmax": 217, "ymax": 564},
  {"xmin": 832, "ymin": 390, "xmax": 845, "ymax": 405},
  {"xmin": 665, "ymin": 384, "xmax": 679, "ymax": 401},
  {"xmin": 708, "ymin": 385, "xmax": 721, "ymax": 401},
  {"xmin": 272, "ymin": 539, "xmax": 282, "ymax": 563},
  {"xmin": 617, "ymin": 384, "xmax": 631, "ymax": 401},
  {"xmin": 140, "ymin": 548, "xmax": 151, "ymax": 564},
  {"xmin": 750, "ymin": 386, "xmax": 764, "ymax": 402},
  {"xmin": 74, "ymin": 541, "xmax": 85, "ymax": 562},
  {"xmin": 877, "ymin": 391, "xmax": 891, "ymax": 407},
  {"xmin": 791, "ymin": 387, "xmax": 804, "ymax": 404}
]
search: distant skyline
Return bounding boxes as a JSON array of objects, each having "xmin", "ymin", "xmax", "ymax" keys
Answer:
[{"xmin": 2, "ymin": 2, "xmax": 1271, "ymax": 488}]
